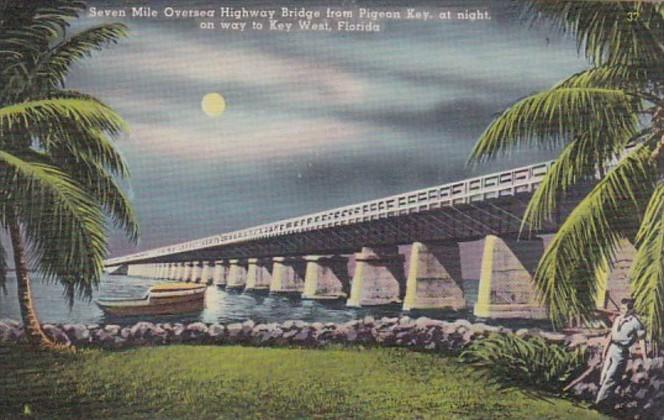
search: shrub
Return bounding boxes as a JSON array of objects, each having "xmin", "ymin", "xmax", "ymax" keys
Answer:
[{"xmin": 460, "ymin": 333, "xmax": 588, "ymax": 393}]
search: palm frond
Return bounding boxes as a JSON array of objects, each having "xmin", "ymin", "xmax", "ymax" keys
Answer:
[
  {"xmin": 48, "ymin": 128, "xmax": 130, "ymax": 178},
  {"xmin": 31, "ymin": 91, "xmax": 130, "ymax": 178},
  {"xmin": 631, "ymin": 182, "xmax": 664, "ymax": 347},
  {"xmin": 58, "ymin": 152, "xmax": 138, "ymax": 242},
  {"xmin": 534, "ymin": 144, "xmax": 656, "ymax": 327},
  {"xmin": 524, "ymin": 1, "xmax": 664, "ymax": 67},
  {"xmin": 0, "ymin": 97, "xmax": 127, "ymax": 145},
  {"xmin": 468, "ymin": 87, "xmax": 639, "ymax": 163},
  {"xmin": 0, "ymin": 1, "xmax": 84, "ymax": 88},
  {"xmin": 522, "ymin": 127, "xmax": 648, "ymax": 232},
  {"xmin": 460, "ymin": 333, "xmax": 588, "ymax": 393},
  {"xmin": 37, "ymin": 23, "xmax": 128, "ymax": 89},
  {"xmin": 557, "ymin": 64, "xmax": 658, "ymax": 94},
  {"xmin": 19, "ymin": 147, "xmax": 138, "ymax": 242},
  {"xmin": 0, "ymin": 150, "xmax": 107, "ymax": 303}
]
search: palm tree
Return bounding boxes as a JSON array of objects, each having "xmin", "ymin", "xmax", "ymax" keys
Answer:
[
  {"xmin": 0, "ymin": 1, "xmax": 138, "ymax": 349},
  {"xmin": 468, "ymin": 2, "xmax": 664, "ymax": 346}
]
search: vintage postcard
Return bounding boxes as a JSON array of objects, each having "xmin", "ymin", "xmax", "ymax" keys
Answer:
[{"xmin": 1, "ymin": 1, "xmax": 662, "ymax": 418}]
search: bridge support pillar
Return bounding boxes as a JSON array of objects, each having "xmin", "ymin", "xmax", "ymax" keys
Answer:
[
  {"xmin": 170, "ymin": 263, "xmax": 177, "ymax": 279},
  {"xmin": 199, "ymin": 261, "xmax": 213, "ymax": 284},
  {"xmin": 403, "ymin": 242, "xmax": 465, "ymax": 311},
  {"xmin": 176, "ymin": 262, "xmax": 187, "ymax": 281},
  {"xmin": 302, "ymin": 255, "xmax": 349, "ymax": 300},
  {"xmin": 164, "ymin": 263, "xmax": 173, "ymax": 280},
  {"xmin": 347, "ymin": 246, "xmax": 405, "ymax": 307},
  {"xmin": 127, "ymin": 264, "xmax": 139, "ymax": 277},
  {"xmin": 270, "ymin": 257, "xmax": 306, "ymax": 294},
  {"xmin": 191, "ymin": 261, "xmax": 203, "ymax": 283},
  {"xmin": 595, "ymin": 239, "xmax": 636, "ymax": 311},
  {"xmin": 182, "ymin": 262, "xmax": 193, "ymax": 282},
  {"xmin": 158, "ymin": 263, "xmax": 167, "ymax": 279},
  {"xmin": 245, "ymin": 258, "xmax": 272, "ymax": 292},
  {"xmin": 474, "ymin": 235, "xmax": 547, "ymax": 319},
  {"xmin": 213, "ymin": 260, "xmax": 228, "ymax": 287},
  {"xmin": 226, "ymin": 259, "xmax": 248, "ymax": 289}
]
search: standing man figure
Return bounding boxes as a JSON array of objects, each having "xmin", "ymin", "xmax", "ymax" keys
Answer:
[{"xmin": 595, "ymin": 298, "xmax": 648, "ymax": 406}]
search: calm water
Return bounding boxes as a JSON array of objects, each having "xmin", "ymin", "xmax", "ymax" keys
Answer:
[{"xmin": 0, "ymin": 274, "xmax": 546, "ymax": 328}]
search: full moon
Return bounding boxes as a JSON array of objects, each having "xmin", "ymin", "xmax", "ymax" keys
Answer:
[{"xmin": 201, "ymin": 93, "xmax": 226, "ymax": 117}]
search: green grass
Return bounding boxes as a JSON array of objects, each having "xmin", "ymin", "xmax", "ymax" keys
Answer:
[{"xmin": 0, "ymin": 345, "xmax": 606, "ymax": 419}]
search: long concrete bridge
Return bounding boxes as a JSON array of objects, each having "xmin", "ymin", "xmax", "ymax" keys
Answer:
[{"xmin": 104, "ymin": 159, "xmax": 633, "ymax": 319}]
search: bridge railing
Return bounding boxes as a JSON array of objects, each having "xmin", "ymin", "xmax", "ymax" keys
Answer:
[{"xmin": 104, "ymin": 159, "xmax": 553, "ymax": 266}]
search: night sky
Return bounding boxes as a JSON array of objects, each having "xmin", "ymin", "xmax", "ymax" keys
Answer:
[{"xmin": 60, "ymin": 1, "xmax": 588, "ymax": 258}]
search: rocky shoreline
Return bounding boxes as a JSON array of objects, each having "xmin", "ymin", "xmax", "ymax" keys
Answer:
[{"xmin": 2, "ymin": 316, "xmax": 662, "ymax": 418}]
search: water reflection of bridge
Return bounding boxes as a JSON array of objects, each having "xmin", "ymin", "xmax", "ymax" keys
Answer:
[{"xmin": 105, "ymin": 159, "xmax": 633, "ymax": 319}]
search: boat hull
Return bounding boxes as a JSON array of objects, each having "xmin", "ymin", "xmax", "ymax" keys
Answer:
[{"xmin": 96, "ymin": 284, "xmax": 206, "ymax": 316}]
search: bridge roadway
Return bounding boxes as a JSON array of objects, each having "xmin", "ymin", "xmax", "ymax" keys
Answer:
[{"xmin": 104, "ymin": 159, "xmax": 633, "ymax": 319}]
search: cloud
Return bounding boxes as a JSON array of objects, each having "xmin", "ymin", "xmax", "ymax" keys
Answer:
[
  {"xmin": 126, "ymin": 116, "xmax": 373, "ymax": 162},
  {"xmin": 83, "ymin": 27, "xmax": 368, "ymax": 107}
]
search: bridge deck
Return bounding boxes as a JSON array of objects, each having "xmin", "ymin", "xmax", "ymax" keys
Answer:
[{"xmin": 105, "ymin": 160, "xmax": 554, "ymax": 266}]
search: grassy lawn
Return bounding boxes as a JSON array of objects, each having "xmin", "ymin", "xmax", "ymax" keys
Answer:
[{"xmin": 0, "ymin": 345, "xmax": 606, "ymax": 419}]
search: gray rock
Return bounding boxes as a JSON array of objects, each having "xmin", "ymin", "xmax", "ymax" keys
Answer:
[
  {"xmin": 208, "ymin": 324, "xmax": 226, "ymax": 343},
  {"xmin": 293, "ymin": 329, "xmax": 311, "ymax": 343},
  {"xmin": 43, "ymin": 324, "xmax": 70, "ymax": 346},
  {"xmin": 93, "ymin": 329, "xmax": 109, "ymax": 342},
  {"xmin": 186, "ymin": 322, "xmax": 208, "ymax": 334},
  {"xmin": 345, "ymin": 320, "xmax": 360, "ymax": 328},
  {"xmin": 172, "ymin": 324, "xmax": 185, "ymax": 338},
  {"xmin": 634, "ymin": 389, "xmax": 648, "ymax": 400},
  {"xmin": 120, "ymin": 327, "xmax": 132, "ymax": 338},
  {"xmin": 469, "ymin": 323, "xmax": 490, "ymax": 335},
  {"xmin": 130, "ymin": 322, "xmax": 155, "ymax": 336},
  {"xmin": 112, "ymin": 336, "xmax": 127, "ymax": 348},
  {"xmin": 452, "ymin": 319, "xmax": 472, "ymax": 328},
  {"xmin": 63, "ymin": 324, "xmax": 90, "ymax": 344},
  {"xmin": 415, "ymin": 317, "xmax": 434, "ymax": 329},
  {"xmin": 104, "ymin": 324, "xmax": 121, "ymax": 336},
  {"xmin": 515, "ymin": 328, "xmax": 530, "ymax": 337},
  {"xmin": 208, "ymin": 323, "xmax": 225, "ymax": 338},
  {"xmin": 183, "ymin": 322, "xmax": 208, "ymax": 343},
  {"xmin": 1, "ymin": 319, "xmax": 21, "ymax": 328},
  {"xmin": 282, "ymin": 330, "xmax": 299, "ymax": 339},
  {"xmin": 0, "ymin": 321, "xmax": 17, "ymax": 343},
  {"xmin": 10, "ymin": 327, "xmax": 23, "ymax": 343},
  {"xmin": 565, "ymin": 333, "xmax": 588, "ymax": 348},
  {"xmin": 293, "ymin": 320, "xmax": 307, "ymax": 329},
  {"xmin": 226, "ymin": 323, "xmax": 243, "ymax": 338},
  {"xmin": 128, "ymin": 322, "xmax": 167, "ymax": 345},
  {"xmin": 242, "ymin": 320, "xmax": 255, "ymax": 334},
  {"xmin": 537, "ymin": 331, "xmax": 566, "ymax": 343}
]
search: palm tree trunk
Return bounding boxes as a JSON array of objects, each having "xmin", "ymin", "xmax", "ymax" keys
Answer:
[{"xmin": 7, "ymin": 212, "xmax": 56, "ymax": 349}]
